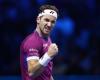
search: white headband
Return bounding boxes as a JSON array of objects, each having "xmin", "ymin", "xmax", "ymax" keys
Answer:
[{"xmin": 38, "ymin": 9, "xmax": 57, "ymax": 18}]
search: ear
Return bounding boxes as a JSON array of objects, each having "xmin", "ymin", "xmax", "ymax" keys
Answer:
[{"xmin": 36, "ymin": 17, "xmax": 40, "ymax": 24}]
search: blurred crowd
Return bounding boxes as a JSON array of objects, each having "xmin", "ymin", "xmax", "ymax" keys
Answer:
[{"xmin": 0, "ymin": 0, "xmax": 99, "ymax": 76}]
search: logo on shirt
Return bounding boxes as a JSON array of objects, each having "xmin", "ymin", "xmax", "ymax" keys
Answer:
[
  {"xmin": 43, "ymin": 44, "xmax": 48, "ymax": 49},
  {"xmin": 29, "ymin": 48, "xmax": 38, "ymax": 53}
]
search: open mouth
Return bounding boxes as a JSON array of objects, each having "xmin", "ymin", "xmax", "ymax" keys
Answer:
[{"xmin": 44, "ymin": 26, "xmax": 51, "ymax": 32}]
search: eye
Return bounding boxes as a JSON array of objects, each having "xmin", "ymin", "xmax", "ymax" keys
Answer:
[
  {"xmin": 44, "ymin": 18, "xmax": 49, "ymax": 22},
  {"xmin": 51, "ymin": 21, "xmax": 56, "ymax": 24}
]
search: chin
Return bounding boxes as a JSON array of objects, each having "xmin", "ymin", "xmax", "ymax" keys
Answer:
[
  {"xmin": 42, "ymin": 29, "xmax": 51, "ymax": 36},
  {"xmin": 43, "ymin": 32, "xmax": 50, "ymax": 36}
]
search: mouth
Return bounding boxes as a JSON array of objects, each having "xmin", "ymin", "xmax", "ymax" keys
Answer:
[{"xmin": 44, "ymin": 26, "xmax": 51, "ymax": 33}]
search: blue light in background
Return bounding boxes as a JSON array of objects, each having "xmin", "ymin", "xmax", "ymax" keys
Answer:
[
  {"xmin": 56, "ymin": 18, "xmax": 75, "ymax": 36},
  {"xmin": 75, "ymin": 30, "xmax": 90, "ymax": 49},
  {"xmin": 0, "ymin": 0, "xmax": 3, "ymax": 3},
  {"xmin": 19, "ymin": 0, "xmax": 31, "ymax": 10},
  {"xmin": 0, "ymin": 76, "xmax": 21, "ymax": 80},
  {"xmin": 0, "ymin": 76, "xmax": 100, "ymax": 80},
  {"xmin": 19, "ymin": 0, "xmax": 32, "ymax": 19},
  {"xmin": 79, "ymin": 56, "xmax": 92, "ymax": 71},
  {"xmin": 6, "ymin": 8, "xmax": 17, "ymax": 21},
  {"xmin": 36, "ymin": 0, "xmax": 47, "ymax": 5},
  {"xmin": 87, "ymin": 0, "xmax": 95, "ymax": 11}
]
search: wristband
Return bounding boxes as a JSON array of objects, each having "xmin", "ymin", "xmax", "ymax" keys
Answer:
[{"xmin": 39, "ymin": 53, "xmax": 52, "ymax": 66}]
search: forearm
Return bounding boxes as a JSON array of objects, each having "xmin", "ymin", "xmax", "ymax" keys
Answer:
[
  {"xmin": 28, "ymin": 43, "xmax": 58, "ymax": 78},
  {"xmin": 28, "ymin": 53, "xmax": 52, "ymax": 77},
  {"xmin": 28, "ymin": 61, "xmax": 44, "ymax": 77}
]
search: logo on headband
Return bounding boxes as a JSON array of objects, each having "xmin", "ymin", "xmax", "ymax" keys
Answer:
[
  {"xmin": 38, "ymin": 9, "xmax": 57, "ymax": 18},
  {"xmin": 50, "ymin": 11, "xmax": 54, "ymax": 14}
]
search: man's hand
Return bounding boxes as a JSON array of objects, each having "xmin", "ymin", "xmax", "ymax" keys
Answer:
[
  {"xmin": 38, "ymin": 43, "xmax": 58, "ymax": 67},
  {"xmin": 47, "ymin": 43, "xmax": 58, "ymax": 58}
]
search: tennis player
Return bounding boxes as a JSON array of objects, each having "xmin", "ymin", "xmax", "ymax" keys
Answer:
[{"xmin": 20, "ymin": 4, "xmax": 59, "ymax": 80}]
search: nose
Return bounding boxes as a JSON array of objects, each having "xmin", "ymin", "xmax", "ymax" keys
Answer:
[{"xmin": 47, "ymin": 22, "xmax": 52, "ymax": 27}]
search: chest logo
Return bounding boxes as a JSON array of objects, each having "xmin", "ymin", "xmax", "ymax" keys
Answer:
[{"xmin": 43, "ymin": 44, "xmax": 48, "ymax": 49}]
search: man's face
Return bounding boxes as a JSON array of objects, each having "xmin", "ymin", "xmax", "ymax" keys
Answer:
[{"xmin": 37, "ymin": 15, "xmax": 57, "ymax": 36}]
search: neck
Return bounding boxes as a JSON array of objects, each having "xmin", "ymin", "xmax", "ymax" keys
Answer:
[{"xmin": 36, "ymin": 27, "xmax": 42, "ymax": 37}]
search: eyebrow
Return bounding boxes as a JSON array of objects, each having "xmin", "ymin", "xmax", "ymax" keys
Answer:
[{"xmin": 44, "ymin": 18, "xmax": 56, "ymax": 22}]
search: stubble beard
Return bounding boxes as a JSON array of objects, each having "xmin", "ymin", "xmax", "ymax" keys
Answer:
[{"xmin": 40, "ymin": 26, "xmax": 50, "ymax": 37}]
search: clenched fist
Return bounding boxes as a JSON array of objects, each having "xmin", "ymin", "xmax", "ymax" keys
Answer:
[{"xmin": 47, "ymin": 43, "xmax": 58, "ymax": 58}]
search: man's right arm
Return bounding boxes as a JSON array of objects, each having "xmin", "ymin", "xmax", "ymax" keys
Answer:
[
  {"xmin": 27, "ymin": 43, "xmax": 58, "ymax": 78},
  {"xmin": 27, "ymin": 59, "xmax": 44, "ymax": 77}
]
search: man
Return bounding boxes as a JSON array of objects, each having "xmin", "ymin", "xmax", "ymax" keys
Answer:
[{"xmin": 20, "ymin": 4, "xmax": 59, "ymax": 80}]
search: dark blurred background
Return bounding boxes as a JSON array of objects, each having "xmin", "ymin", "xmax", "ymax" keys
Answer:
[{"xmin": 0, "ymin": 0, "xmax": 99, "ymax": 80}]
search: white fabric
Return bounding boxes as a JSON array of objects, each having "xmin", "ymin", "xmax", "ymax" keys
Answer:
[
  {"xmin": 39, "ymin": 53, "xmax": 52, "ymax": 66},
  {"xmin": 38, "ymin": 9, "xmax": 57, "ymax": 18},
  {"xmin": 27, "ymin": 56, "xmax": 39, "ymax": 61}
]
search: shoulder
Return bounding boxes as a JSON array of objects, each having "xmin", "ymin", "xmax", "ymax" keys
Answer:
[{"xmin": 20, "ymin": 32, "xmax": 42, "ymax": 52}]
